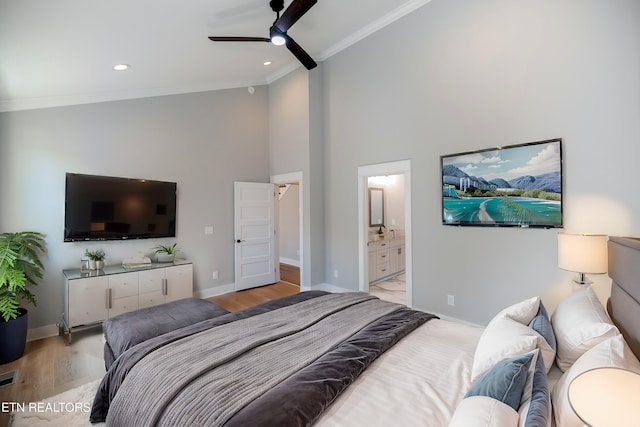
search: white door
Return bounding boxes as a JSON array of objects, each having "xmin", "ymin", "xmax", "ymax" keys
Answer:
[{"xmin": 234, "ymin": 182, "xmax": 278, "ymax": 290}]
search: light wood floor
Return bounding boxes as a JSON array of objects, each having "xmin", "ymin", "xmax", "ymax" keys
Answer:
[
  {"xmin": 279, "ymin": 262, "xmax": 300, "ymax": 286},
  {"xmin": 208, "ymin": 281, "xmax": 299, "ymax": 312},
  {"xmin": 0, "ymin": 280, "xmax": 298, "ymax": 427},
  {"xmin": 0, "ymin": 327, "xmax": 105, "ymax": 427}
]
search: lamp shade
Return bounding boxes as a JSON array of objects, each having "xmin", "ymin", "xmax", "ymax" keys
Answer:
[
  {"xmin": 568, "ymin": 367, "xmax": 640, "ymax": 427},
  {"xmin": 558, "ymin": 233, "xmax": 608, "ymax": 274}
]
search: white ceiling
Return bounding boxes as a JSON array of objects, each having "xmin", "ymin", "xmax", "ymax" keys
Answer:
[{"xmin": 0, "ymin": 0, "xmax": 431, "ymax": 112}]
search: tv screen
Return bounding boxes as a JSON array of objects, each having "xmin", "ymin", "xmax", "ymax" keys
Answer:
[
  {"xmin": 441, "ymin": 138, "xmax": 563, "ymax": 228},
  {"xmin": 64, "ymin": 173, "xmax": 177, "ymax": 241}
]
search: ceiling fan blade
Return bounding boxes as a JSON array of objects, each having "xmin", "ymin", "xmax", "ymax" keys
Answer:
[
  {"xmin": 284, "ymin": 35, "xmax": 317, "ymax": 70},
  {"xmin": 208, "ymin": 36, "xmax": 270, "ymax": 42},
  {"xmin": 275, "ymin": 0, "xmax": 317, "ymax": 32}
]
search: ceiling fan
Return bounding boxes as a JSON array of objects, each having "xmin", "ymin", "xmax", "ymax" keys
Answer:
[{"xmin": 209, "ymin": 0, "xmax": 318, "ymax": 70}]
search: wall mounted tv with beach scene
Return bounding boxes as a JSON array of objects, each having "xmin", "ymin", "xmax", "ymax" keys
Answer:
[{"xmin": 441, "ymin": 138, "xmax": 563, "ymax": 228}]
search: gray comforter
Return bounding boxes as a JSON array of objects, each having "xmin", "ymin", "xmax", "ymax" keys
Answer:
[{"xmin": 91, "ymin": 291, "xmax": 436, "ymax": 426}]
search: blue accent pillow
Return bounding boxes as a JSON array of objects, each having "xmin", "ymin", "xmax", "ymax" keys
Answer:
[
  {"xmin": 465, "ymin": 352, "xmax": 534, "ymax": 411},
  {"xmin": 523, "ymin": 352, "xmax": 551, "ymax": 427},
  {"xmin": 529, "ymin": 302, "xmax": 556, "ymax": 350}
]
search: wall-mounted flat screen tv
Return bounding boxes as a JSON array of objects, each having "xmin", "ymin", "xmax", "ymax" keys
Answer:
[
  {"xmin": 441, "ymin": 138, "xmax": 563, "ymax": 228},
  {"xmin": 64, "ymin": 173, "xmax": 177, "ymax": 241}
]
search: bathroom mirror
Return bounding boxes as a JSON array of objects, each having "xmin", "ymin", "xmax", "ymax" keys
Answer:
[{"xmin": 369, "ymin": 187, "xmax": 384, "ymax": 227}]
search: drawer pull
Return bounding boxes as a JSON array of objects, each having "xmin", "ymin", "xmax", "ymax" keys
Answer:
[
  {"xmin": 162, "ymin": 278, "xmax": 168, "ymax": 295},
  {"xmin": 106, "ymin": 288, "xmax": 112, "ymax": 309}
]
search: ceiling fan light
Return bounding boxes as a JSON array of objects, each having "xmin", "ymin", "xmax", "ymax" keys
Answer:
[
  {"xmin": 271, "ymin": 35, "xmax": 286, "ymax": 46},
  {"xmin": 269, "ymin": 26, "xmax": 286, "ymax": 46}
]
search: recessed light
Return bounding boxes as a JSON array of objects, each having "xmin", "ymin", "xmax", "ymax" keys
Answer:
[
  {"xmin": 112, "ymin": 64, "xmax": 130, "ymax": 71},
  {"xmin": 264, "ymin": 61, "xmax": 272, "ymax": 66}
]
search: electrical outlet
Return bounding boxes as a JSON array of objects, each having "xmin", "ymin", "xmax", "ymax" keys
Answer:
[
  {"xmin": 212, "ymin": 271, "xmax": 218, "ymax": 280},
  {"xmin": 333, "ymin": 269, "xmax": 339, "ymax": 278},
  {"xmin": 447, "ymin": 295, "xmax": 455, "ymax": 306},
  {"xmin": 205, "ymin": 226, "xmax": 214, "ymax": 235}
]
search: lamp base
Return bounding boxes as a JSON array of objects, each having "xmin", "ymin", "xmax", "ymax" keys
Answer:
[{"xmin": 572, "ymin": 272, "xmax": 593, "ymax": 286}]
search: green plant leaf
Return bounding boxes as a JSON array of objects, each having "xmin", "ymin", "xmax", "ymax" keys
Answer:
[
  {"xmin": 0, "ymin": 231, "xmax": 46, "ymax": 321},
  {"xmin": 153, "ymin": 243, "xmax": 179, "ymax": 255}
]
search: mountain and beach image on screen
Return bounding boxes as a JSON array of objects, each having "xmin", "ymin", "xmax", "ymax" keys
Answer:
[{"xmin": 442, "ymin": 139, "xmax": 562, "ymax": 227}]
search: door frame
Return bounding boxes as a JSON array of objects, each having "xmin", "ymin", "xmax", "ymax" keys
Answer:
[
  {"xmin": 271, "ymin": 171, "xmax": 306, "ymax": 290},
  {"xmin": 357, "ymin": 160, "xmax": 412, "ymax": 307}
]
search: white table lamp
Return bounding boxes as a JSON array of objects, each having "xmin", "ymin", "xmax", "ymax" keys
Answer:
[
  {"xmin": 568, "ymin": 367, "xmax": 640, "ymax": 427},
  {"xmin": 558, "ymin": 232, "xmax": 608, "ymax": 285}
]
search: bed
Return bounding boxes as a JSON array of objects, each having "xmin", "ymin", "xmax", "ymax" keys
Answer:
[
  {"xmin": 87, "ymin": 236, "xmax": 640, "ymax": 427},
  {"xmin": 102, "ymin": 297, "xmax": 230, "ymax": 369}
]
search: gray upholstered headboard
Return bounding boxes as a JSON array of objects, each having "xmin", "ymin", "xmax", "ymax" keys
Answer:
[{"xmin": 607, "ymin": 236, "xmax": 640, "ymax": 359}]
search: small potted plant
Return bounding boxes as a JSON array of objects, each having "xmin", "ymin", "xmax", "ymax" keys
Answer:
[
  {"xmin": 0, "ymin": 231, "xmax": 46, "ymax": 363},
  {"xmin": 84, "ymin": 249, "xmax": 106, "ymax": 270},
  {"xmin": 153, "ymin": 243, "xmax": 179, "ymax": 263}
]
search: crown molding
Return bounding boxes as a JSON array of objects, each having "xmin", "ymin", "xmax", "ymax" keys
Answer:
[
  {"xmin": 266, "ymin": 61, "xmax": 303, "ymax": 85},
  {"xmin": 265, "ymin": 0, "xmax": 433, "ymax": 85},
  {"xmin": 0, "ymin": 79, "xmax": 267, "ymax": 113},
  {"xmin": 1, "ymin": 0, "xmax": 433, "ymax": 112},
  {"xmin": 318, "ymin": 0, "xmax": 433, "ymax": 61}
]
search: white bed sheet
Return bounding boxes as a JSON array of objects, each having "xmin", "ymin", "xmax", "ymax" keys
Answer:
[{"xmin": 316, "ymin": 318, "xmax": 484, "ymax": 427}]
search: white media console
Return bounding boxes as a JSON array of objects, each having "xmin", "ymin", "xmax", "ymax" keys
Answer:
[{"xmin": 60, "ymin": 260, "xmax": 193, "ymax": 343}]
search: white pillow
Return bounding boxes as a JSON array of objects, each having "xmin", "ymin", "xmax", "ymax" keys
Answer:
[
  {"xmin": 551, "ymin": 334, "xmax": 640, "ymax": 427},
  {"xmin": 449, "ymin": 396, "xmax": 518, "ymax": 427},
  {"xmin": 551, "ymin": 286, "xmax": 620, "ymax": 371},
  {"xmin": 492, "ymin": 296, "xmax": 541, "ymax": 325},
  {"xmin": 472, "ymin": 318, "xmax": 555, "ymax": 381}
]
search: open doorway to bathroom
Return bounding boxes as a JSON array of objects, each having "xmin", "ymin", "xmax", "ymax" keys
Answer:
[
  {"xmin": 367, "ymin": 174, "xmax": 406, "ymax": 305},
  {"xmin": 358, "ymin": 160, "xmax": 412, "ymax": 307}
]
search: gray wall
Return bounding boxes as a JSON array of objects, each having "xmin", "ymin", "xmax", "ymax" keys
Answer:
[
  {"xmin": 269, "ymin": 69, "xmax": 310, "ymax": 174},
  {"xmin": 269, "ymin": 67, "xmax": 326, "ymax": 287},
  {"xmin": 3, "ymin": 0, "xmax": 639, "ymax": 331},
  {"xmin": 320, "ymin": 0, "xmax": 640, "ymax": 323},
  {"xmin": 0, "ymin": 87, "xmax": 270, "ymax": 329}
]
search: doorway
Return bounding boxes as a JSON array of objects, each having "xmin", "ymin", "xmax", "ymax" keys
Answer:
[
  {"xmin": 277, "ymin": 183, "xmax": 301, "ymax": 287},
  {"xmin": 367, "ymin": 174, "xmax": 406, "ymax": 305},
  {"xmin": 357, "ymin": 160, "xmax": 412, "ymax": 307},
  {"xmin": 272, "ymin": 171, "xmax": 305, "ymax": 290}
]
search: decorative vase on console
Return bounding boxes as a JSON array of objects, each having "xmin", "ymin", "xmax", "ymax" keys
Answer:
[
  {"xmin": 84, "ymin": 249, "xmax": 106, "ymax": 270},
  {"xmin": 153, "ymin": 243, "xmax": 180, "ymax": 263}
]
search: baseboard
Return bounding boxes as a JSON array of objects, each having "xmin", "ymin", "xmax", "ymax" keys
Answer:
[
  {"xmin": 279, "ymin": 257, "xmax": 300, "ymax": 267},
  {"xmin": 425, "ymin": 310, "xmax": 484, "ymax": 328},
  {"xmin": 310, "ymin": 285, "xmax": 482, "ymax": 328},
  {"xmin": 300, "ymin": 284, "xmax": 312, "ymax": 292},
  {"xmin": 311, "ymin": 283, "xmax": 354, "ymax": 293},
  {"xmin": 194, "ymin": 282, "xmax": 236, "ymax": 299},
  {"xmin": 27, "ymin": 323, "xmax": 60, "ymax": 342}
]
